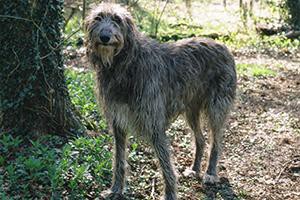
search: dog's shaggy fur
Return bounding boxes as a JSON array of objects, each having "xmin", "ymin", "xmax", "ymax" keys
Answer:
[{"xmin": 85, "ymin": 3, "xmax": 236, "ymax": 200}]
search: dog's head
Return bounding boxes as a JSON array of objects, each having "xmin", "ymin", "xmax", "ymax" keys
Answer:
[{"xmin": 85, "ymin": 3, "xmax": 137, "ymax": 67}]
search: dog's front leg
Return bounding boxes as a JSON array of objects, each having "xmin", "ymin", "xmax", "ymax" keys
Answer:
[
  {"xmin": 151, "ymin": 131, "xmax": 177, "ymax": 200},
  {"xmin": 102, "ymin": 123, "xmax": 127, "ymax": 199},
  {"xmin": 111, "ymin": 124, "xmax": 127, "ymax": 193}
]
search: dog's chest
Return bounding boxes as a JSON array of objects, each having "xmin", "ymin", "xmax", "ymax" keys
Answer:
[
  {"xmin": 101, "ymin": 70, "xmax": 138, "ymax": 104},
  {"xmin": 100, "ymin": 76, "xmax": 140, "ymax": 130},
  {"xmin": 108, "ymin": 102, "xmax": 138, "ymax": 132}
]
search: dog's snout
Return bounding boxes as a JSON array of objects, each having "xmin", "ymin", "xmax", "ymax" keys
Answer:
[{"xmin": 99, "ymin": 34, "xmax": 111, "ymax": 43}]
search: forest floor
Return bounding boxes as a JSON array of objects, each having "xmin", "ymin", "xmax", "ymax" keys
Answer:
[{"xmin": 117, "ymin": 53, "xmax": 300, "ymax": 200}]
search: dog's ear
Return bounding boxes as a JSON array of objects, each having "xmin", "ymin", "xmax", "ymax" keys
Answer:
[
  {"xmin": 124, "ymin": 14, "xmax": 137, "ymax": 35},
  {"xmin": 123, "ymin": 14, "xmax": 138, "ymax": 48},
  {"xmin": 84, "ymin": 13, "xmax": 97, "ymax": 67},
  {"xmin": 84, "ymin": 14, "xmax": 94, "ymax": 33}
]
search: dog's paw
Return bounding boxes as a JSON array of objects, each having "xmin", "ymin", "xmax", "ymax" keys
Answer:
[
  {"xmin": 101, "ymin": 189, "xmax": 125, "ymax": 200},
  {"xmin": 202, "ymin": 173, "xmax": 220, "ymax": 185},
  {"xmin": 182, "ymin": 168, "xmax": 198, "ymax": 178}
]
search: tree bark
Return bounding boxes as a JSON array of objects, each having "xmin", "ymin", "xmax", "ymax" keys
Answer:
[{"xmin": 0, "ymin": 0, "xmax": 85, "ymax": 136}]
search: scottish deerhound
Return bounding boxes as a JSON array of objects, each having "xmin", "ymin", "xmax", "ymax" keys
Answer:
[{"xmin": 85, "ymin": 3, "xmax": 236, "ymax": 200}]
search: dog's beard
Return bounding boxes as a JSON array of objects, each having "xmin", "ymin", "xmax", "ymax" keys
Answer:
[{"xmin": 97, "ymin": 45, "xmax": 115, "ymax": 66}]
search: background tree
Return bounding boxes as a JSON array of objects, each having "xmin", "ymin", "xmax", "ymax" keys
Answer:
[
  {"xmin": 285, "ymin": 0, "xmax": 300, "ymax": 30},
  {"xmin": 0, "ymin": 0, "xmax": 85, "ymax": 136}
]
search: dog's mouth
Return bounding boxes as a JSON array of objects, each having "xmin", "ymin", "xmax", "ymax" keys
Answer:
[
  {"xmin": 98, "ymin": 42, "xmax": 111, "ymax": 46},
  {"xmin": 96, "ymin": 42, "xmax": 119, "ymax": 47}
]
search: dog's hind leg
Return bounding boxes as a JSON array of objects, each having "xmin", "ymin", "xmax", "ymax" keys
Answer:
[
  {"xmin": 203, "ymin": 101, "xmax": 229, "ymax": 184},
  {"xmin": 183, "ymin": 106, "xmax": 205, "ymax": 177}
]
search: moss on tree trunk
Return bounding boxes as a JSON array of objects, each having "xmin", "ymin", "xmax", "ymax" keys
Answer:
[{"xmin": 0, "ymin": 0, "xmax": 85, "ymax": 136}]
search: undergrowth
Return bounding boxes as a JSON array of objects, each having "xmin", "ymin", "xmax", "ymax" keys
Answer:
[
  {"xmin": 65, "ymin": 69, "xmax": 107, "ymax": 131},
  {"xmin": 0, "ymin": 133, "xmax": 112, "ymax": 199}
]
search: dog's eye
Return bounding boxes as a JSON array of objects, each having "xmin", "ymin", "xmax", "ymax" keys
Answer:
[
  {"xmin": 112, "ymin": 15, "xmax": 122, "ymax": 24},
  {"xmin": 95, "ymin": 16, "xmax": 102, "ymax": 21}
]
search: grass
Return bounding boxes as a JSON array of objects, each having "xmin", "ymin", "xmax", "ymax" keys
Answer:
[
  {"xmin": 237, "ymin": 63, "xmax": 277, "ymax": 77},
  {"xmin": 218, "ymin": 32, "xmax": 300, "ymax": 55}
]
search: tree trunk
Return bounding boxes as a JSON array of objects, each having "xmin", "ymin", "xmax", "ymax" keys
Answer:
[
  {"xmin": 0, "ymin": 0, "xmax": 85, "ymax": 136},
  {"xmin": 285, "ymin": 0, "xmax": 300, "ymax": 30},
  {"xmin": 239, "ymin": 0, "xmax": 243, "ymax": 9},
  {"xmin": 185, "ymin": 0, "xmax": 192, "ymax": 17}
]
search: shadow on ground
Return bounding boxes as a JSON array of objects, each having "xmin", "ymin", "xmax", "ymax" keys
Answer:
[{"xmin": 202, "ymin": 177, "xmax": 240, "ymax": 200}]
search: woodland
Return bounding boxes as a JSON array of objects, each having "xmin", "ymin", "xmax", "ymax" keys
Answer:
[{"xmin": 0, "ymin": 0, "xmax": 299, "ymax": 199}]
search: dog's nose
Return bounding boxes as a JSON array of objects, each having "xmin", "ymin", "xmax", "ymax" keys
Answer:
[{"xmin": 99, "ymin": 35, "xmax": 111, "ymax": 43}]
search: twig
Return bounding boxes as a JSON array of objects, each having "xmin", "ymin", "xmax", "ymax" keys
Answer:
[
  {"xmin": 0, "ymin": 15, "xmax": 32, "ymax": 22},
  {"xmin": 64, "ymin": 7, "xmax": 76, "ymax": 30},
  {"xmin": 154, "ymin": 0, "xmax": 169, "ymax": 38},
  {"xmin": 82, "ymin": 0, "xmax": 86, "ymax": 22},
  {"xmin": 275, "ymin": 159, "xmax": 294, "ymax": 183},
  {"xmin": 7, "ymin": 49, "xmax": 21, "ymax": 80},
  {"xmin": 35, "ymin": 27, "xmax": 52, "ymax": 91},
  {"xmin": 150, "ymin": 178, "xmax": 156, "ymax": 200},
  {"xmin": 31, "ymin": 15, "xmax": 55, "ymax": 50},
  {"xmin": 41, "ymin": 27, "xmax": 82, "ymax": 59},
  {"xmin": 128, "ymin": 0, "xmax": 140, "ymax": 8},
  {"xmin": 61, "ymin": 27, "xmax": 82, "ymax": 46}
]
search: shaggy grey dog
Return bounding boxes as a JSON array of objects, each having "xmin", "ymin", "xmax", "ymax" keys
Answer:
[{"xmin": 85, "ymin": 3, "xmax": 236, "ymax": 200}]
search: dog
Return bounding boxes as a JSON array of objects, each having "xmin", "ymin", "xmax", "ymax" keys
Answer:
[{"xmin": 85, "ymin": 3, "xmax": 236, "ymax": 200}]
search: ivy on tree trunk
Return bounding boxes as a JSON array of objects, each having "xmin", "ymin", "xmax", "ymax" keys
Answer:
[{"xmin": 0, "ymin": 0, "xmax": 85, "ymax": 136}]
